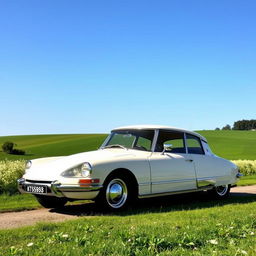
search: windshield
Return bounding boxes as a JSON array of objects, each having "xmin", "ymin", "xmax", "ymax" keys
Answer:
[{"xmin": 102, "ymin": 130, "xmax": 155, "ymax": 151}]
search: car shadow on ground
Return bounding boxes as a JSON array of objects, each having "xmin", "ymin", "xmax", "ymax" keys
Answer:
[{"xmin": 50, "ymin": 191, "xmax": 256, "ymax": 217}]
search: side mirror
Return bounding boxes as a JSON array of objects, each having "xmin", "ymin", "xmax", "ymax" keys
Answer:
[{"xmin": 161, "ymin": 144, "xmax": 173, "ymax": 154}]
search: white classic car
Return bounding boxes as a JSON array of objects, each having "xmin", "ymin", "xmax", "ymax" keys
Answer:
[{"xmin": 18, "ymin": 125, "xmax": 241, "ymax": 210}]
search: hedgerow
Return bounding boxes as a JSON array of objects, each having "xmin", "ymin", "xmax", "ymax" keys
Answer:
[
  {"xmin": 231, "ymin": 160, "xmax": 256, "ymax": 176},
  {"xmin": 0, "ymin": 160, "xmax": 25, "ymax": 194}
]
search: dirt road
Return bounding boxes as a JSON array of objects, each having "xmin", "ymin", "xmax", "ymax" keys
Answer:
[{"xmin": 1, "ymin": 185, "xmax": 256, "ymax": 230}]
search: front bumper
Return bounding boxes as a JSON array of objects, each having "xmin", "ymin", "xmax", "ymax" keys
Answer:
[{"xmin": 17, "ymin": 178, "xmax": 102, "ymax": 200}]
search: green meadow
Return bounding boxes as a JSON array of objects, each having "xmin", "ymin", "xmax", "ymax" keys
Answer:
[
  {"xmin": 198, "ymin": 130, "xmax": 256, "ymax": 160},
  {"xmin": 0, "ymin": 134, "xmax": 107, "ymax": 160},
  {"xmin": 0, "ymin": 130, "xmax": 256, "ymax": 160},
  {"xmin": 0, "ymin": 194, "xmax": 256, "ymax": 255}
]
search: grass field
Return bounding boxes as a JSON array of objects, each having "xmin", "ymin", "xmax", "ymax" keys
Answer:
[
  {"xmin": 0, "ymin": 134, "xmax": 107, "ymax": 160},
  {"xmin": 0, "ymin": 130, "xmax": 256, "ymax": 160},
  {"xmin": 237, "ymin": 175, "xmax": 256, "ymax": 186},
  {"xmin": 198, "ymin": 130, "xmax": 256, "ymax": 160},
  {"xmin": 0, "ymin": 194, "xmax": 40, "ymax": 213},
  {"xmin": 0, "ymin": 194, "xmax": 256, "ymax": 255}
]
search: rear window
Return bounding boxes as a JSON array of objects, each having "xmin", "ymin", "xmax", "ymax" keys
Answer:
[{"xmin": 186, "ymin": 134, "xmax": 204, "ymax": 155}]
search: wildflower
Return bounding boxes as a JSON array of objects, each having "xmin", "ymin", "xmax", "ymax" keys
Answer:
[
  {"xmin": 62, "ymin": 234, "xmax": 69, "ymax": 238},
  {"xmin": 27, "ymin": 242, "xmax": 34, "ymax": 247},
  {"xmin": 208, "ymin": 239, "xmax": 218, "ymax": 245}
]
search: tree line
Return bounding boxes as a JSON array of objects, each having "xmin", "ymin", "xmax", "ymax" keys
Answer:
[{"xmin": 216, "ymin": 119, "xmax": 256, "ymax": 131}]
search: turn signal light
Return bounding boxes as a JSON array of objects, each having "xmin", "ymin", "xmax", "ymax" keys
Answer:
[{"xmin": 79, "ymin": 179, "xmax": 100, "ymax": 186}]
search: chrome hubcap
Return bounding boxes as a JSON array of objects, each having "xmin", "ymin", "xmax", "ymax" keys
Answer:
[
  {"xmin": 216, "ymin": 185, "xmax": 228, "ymax": 196},
  {"xmin": 106, "ymin": 178, "xmax": 128, "ymax": 208}
]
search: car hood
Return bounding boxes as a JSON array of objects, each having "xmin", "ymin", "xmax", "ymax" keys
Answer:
[{"xmin": 24, "ymin": 149, "xmax": 146, "ymax": 181}]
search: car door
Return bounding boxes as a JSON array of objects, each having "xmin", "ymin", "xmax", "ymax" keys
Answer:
[
  {"xmin": 186, "ymin": 134, "xmax": 232, "ymax": 187},
  {"xmin": 149, "ymin": 130, "xmax": 197, "ymax": 194}
]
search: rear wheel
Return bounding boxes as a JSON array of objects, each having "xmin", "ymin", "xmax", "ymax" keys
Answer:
[
  {"xmin": 96, "ymin": 175, "xmax": 135, "ymax": 211},
  {"xmin": 35, "ymin": 195, "xmax": 67, "ymax": 208},
  {"xmin": 208, "ymin": 185, "xmax": 230, "ymax": 199}
]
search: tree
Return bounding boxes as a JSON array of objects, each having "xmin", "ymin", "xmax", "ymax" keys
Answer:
[
  {"xmin": 222, "ymin": 124, "xmax": 231, "ymax": 130},
  {"xmin": 215, "ymin": 127, "xmax": 220, "ymax": 130},
  {"xmin": 2, "ymin": 141, "xmax": 14, "ymax": 154},
  {"xmin": 233, "ymin": 120, "xmax": 256, "ymax": 130},
  {"xmin": 1, "ymin": 141, "xmax": 25, "ymax": 155}
]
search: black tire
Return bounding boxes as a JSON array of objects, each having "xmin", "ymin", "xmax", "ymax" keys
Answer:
[
  {"xmin": 35, "ymin": 195, "xmax": 68, "ymax": 208},
  {"xmin": 207, "ymin": 185, "xmax": 230, "ymax": 199},
  {"xmin": 95, "ymin": 174, "xmax": 135, "ymax": 211}
]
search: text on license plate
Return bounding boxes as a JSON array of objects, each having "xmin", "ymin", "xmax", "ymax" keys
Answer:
[{"xmin": 25, "ymin": 185, "xmax": 47, "ymax": 194}]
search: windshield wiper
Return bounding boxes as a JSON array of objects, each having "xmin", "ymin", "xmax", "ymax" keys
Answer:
[{"xmin": 102, "ymin": 144, "xmax": 127, "ymax": 150}]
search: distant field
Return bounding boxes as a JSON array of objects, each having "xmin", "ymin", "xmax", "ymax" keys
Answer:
[
  {"xmin": 0, "ymin": 130, "xmax": 256, "ymax": 160},
  {"xmin": 0, "ymin": 134, "xmax": 107, "ymax": 160},
  {"xmin": 198, "ymin": 130, "xmax": 256, "ymax": 160}
]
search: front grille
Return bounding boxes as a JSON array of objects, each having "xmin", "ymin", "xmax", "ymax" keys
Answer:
[{"xmin": 26, "ymin": 179, "xmax": 52, "ymax": 184}]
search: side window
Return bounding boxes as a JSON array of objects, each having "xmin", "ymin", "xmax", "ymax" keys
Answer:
[
  {"xmin": 136, "ymin": 137, "xmax": 152, "ymax": 151},
  {"xmin": 155, "ymin": 131, "xmax": 186, "ymax": 153},
  {"xmin": 186, "ymin": 134, "xmax": 204, "ymax": 155},
  {"xmin": 202, "ymin": 141, "xmax": 214, "ymax": 156}
]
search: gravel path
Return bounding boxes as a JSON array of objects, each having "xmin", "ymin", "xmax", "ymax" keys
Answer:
[
  {"xmin": 0, "ymin": 185, "xmax": 255, "ymax": 230},
  {"xmin": 0, "ymin": 208, "xmax": 78, "ymax": 229}
]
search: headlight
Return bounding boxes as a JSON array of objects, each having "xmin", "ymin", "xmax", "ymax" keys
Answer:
[
  {"xmin": 61, "ymin": 162, "xmax": 92, "ymax": 178},
  {"xmin": 25, "ymin": 160, "xmax": 32, "ymax": 170}
]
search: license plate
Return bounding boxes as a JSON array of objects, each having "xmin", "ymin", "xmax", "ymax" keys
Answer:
[{"xmin": 25, "ymin": 185, "xmax": 47, "ymax": 194}]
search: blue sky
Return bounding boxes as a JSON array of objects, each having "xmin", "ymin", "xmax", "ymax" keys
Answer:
[{"xmin": 0, "ymin": 0, "xmax": 256, "ymax": 135}]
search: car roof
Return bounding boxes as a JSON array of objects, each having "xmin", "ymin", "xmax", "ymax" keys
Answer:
[{"xmin": 112, "ymin": 125, "xmax": 207, "ymax": 142}]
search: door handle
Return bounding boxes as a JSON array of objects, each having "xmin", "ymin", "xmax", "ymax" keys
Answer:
[{"xmin": 185, "ymin": 159, "xmax": 193, "ymax": 162}]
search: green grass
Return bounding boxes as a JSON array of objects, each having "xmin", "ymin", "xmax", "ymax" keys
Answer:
[
  {"xmin": 198, "ymin": 130, "xmax": 256, "ymax": 160},
  {"xmin": 0, "ymin": 194, "xmax": 40, "ymax": 212},
  {"xmin": 0, "ymin": 134, "xmax": 107, "ymax": 160},
  {"xmin": 0, "ymin": 194, "xmax": 94, "ymax": 213},
  {"xmin": 1, "ymin": 130, "xmax": 256, "ymax": 160},
  {"xmin": 0, "ymin": 194, "xmax": 256, "ymax": 255},
  {"xmin": 237, "ymin": 175, "xmax": 256, "ymax": 186}
]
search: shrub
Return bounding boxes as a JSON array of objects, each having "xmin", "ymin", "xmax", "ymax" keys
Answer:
[
  {"xmin": 1, "ymin": 141, "xmax": 26, "ymax": 155},
  {"xmin": 11, "ymin": 149, "xmax": 25, "ymax": 155},
  {"xmin": 231, "ymin": 160, "xmax": 256, "ymax": 176},
  {"xmin": 2, "ymin": 141, "xmax": 14, "ymax": 154},
  {"xmin": 0, "ymin": 160, "xmax": 25, "ymax": 194}
]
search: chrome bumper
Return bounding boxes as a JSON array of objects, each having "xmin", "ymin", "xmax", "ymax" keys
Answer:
[{"xmin": 17, "ymin": 178, "xmax": 102, "ymax": 197}]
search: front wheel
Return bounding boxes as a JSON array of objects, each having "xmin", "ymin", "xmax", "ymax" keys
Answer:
[
  {"xmin": 35, "ymin": 195, "xmax": 67, "ymax": 208},
  {"xmin": 96, "ymin": 176, "xmax": 133, "ymax": 211},
  {"xmin": 207, "ymin": 185, "xmax": 230, "ymax": 199}
]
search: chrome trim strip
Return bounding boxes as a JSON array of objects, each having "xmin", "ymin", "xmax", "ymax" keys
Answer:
[
  {"xmin": 139, "ymin": 187, "xmax": 208, "ymax": 199},
  {"xmin": 152, "ymin": 178, "xmax": 196, "ymax": 185},
  {"xmin": 138, "ymin": 182, "xmax": 151, "ymax": 186},
  {"xmin": 52, "ymin": 183, "xmax": 103, "ymax": 192},
  {"xmin": 197, "ymin": 175, "xmax": 225, "ymax": 181},
  {"xmin": 196, "ymin": 175, "xmax": 227, "ymax": 188},
  {"xmin": 151, "ymin": 129, "xmax": 159, "ymax": 152},
  {"xmin": 184, "ymin": 132, "xmax": 188, "ymax": 154}
]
